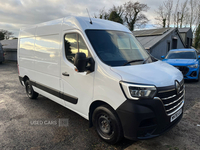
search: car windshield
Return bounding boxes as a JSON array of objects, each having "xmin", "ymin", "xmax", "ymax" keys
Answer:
[
  {"xmin": 166, "ymin": 51, "xmax": 196, "ymax": 59},
  {"xmin": 85, "ymin": 30, "xmax": 150, "ymax": 66}
]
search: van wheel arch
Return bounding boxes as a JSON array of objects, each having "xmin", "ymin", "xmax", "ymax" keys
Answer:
[
  {"xmin": 23, "ymin": 76, "xmax": 29, "ymax": 84},
  {"xmin": 89, "ymin": 101, "xmax": 119, "ymax": 127},
  {"xmin": 21, "ymin": 76, "xmax": 39, "ymax": 99},
  {"xmin": 90, "ymin": 101, "xmax": 124, "ymax": 144}
]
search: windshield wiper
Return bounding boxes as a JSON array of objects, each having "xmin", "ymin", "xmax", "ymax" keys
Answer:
[
  {"xmin": 123, "ymin": 59, "xmax": 144, "ymax": 66},
  {"xmin": 142, "ymin": 56, "xmax": 150, "ymax": 64}
]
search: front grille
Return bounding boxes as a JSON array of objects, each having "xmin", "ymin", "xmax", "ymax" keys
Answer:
[
  {"xmin": 175, "ymin": 66, "xmax": 189, "ymax": 75},
  {"xmin": 156, "ymin": 80, "xmax": 185, "ymax": 116}
]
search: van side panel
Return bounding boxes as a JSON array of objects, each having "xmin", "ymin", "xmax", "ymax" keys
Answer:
[
  {"xmin": 35, "ymin": 18, "xmax": 63, "ymax": 37},
  {"xmin": 19, "ymin": 37, "xmax": 36, "ymax": 80},
  {"xmin": 33, "ymin": 35, "xmax": 61, "ymax": 91},
  {"xmin": 20, "ymin": 26, "xmax": 37, "ymax": 38}
]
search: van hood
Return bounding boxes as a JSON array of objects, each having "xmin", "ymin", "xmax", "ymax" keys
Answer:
[
  {"xmin": 110, "ymin": 60, "xmax": 183, "ymax": 87},
  {"xmin": 162, "ymin": 59, "xmax": 196, "ymax": 66}
]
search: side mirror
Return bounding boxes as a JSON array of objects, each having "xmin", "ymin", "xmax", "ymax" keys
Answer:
[
  {"xmin": 198, "ymin": 55, "xmax": 200, "ymax": 59},
  {"xmin": 74, "ymin": 52, "xmax": 95, "ymax": 72},
  {"xmin": 161, "ymin": 56, "xmax": 165, "ymax": 59}
]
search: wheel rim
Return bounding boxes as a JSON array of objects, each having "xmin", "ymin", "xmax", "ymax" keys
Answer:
[{"xmin": 97, "ymin": 114, "xmax": 114, "ymax": 139}]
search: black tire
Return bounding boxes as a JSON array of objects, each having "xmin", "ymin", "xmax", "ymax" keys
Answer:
[
  {"xmin": 25, "ymin": 80, "xmax": 39, "ymax": 99},
  {"xmin": 92, "ymin": 105, "xmax": 123, "ymax": 144},
  {"xmin": 0, "ymin": 62, "xmax": 2, "ymax": 64}
]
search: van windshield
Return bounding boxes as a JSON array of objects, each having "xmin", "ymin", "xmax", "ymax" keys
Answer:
[{"xmin": 85, "ymin": 30, "xmax": 150, "ymax": 66}]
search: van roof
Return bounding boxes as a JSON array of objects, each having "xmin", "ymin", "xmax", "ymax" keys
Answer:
[{"xmin": 19, "ymin": 16, "xmax": 131, "ymax": 38}]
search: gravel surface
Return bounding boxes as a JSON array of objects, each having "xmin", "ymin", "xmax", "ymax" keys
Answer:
[{"xmin": 0, "ymin": 61, "xmax": 200, "ymax": 150}]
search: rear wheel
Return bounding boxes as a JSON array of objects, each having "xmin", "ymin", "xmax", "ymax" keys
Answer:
[
  {"xmin": 92, "ymin": 105, "xmax": 123, "ymax": 144},
  {"xmin": 25, "ymin": 80, "xmax": 38, "ymax": 99}
]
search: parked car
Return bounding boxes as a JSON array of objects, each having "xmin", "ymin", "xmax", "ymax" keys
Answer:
[
  {"xmin": 18, "ymin": 16, "xmax": 185, "ymax": 144},
  {"xmin": 162, "ymin": 49, "xmax": 200, "ymax": 81},
  {"xmin": 0, "ymin": 43, "xmax": 5, "ymax": 64}
]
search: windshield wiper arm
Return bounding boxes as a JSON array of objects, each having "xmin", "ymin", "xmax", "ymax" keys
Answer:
[
  {"xmin": 142, "ymin": 56, "xmax": 150, "ymax": 64},
  {"xmin": 123, "ymin": 59, "xmax": 144, "ymax": 66}
]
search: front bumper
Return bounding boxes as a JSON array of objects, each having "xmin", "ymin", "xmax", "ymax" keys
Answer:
[
  {"xmin": 184, "ymin": 67, "xmax": 199, "ymax": 80},
  {"xmin": 116, "ymin": 99, "xmax": 183, "ymax": 140},
  {"xmin": 116, "ymin": 81, "xmax": 185, "ymax": 140},
  {"xmin": 174, "ymin": 65, "xmax": 199, "ymax": 80}
]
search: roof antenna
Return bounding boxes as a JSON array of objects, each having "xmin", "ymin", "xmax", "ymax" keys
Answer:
[{"xmin": 86, "ymin": 8, "xmax": 93, "ymax": 24}]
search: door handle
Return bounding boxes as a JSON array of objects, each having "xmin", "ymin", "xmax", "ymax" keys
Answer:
[{"xmin": 62, "ymin": 72, "xmax": 69, "ymax": 76}]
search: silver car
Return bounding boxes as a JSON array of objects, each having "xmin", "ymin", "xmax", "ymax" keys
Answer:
[{"xmin": 0, "ymin": 43, "xmax": 5, "ymax": 64}]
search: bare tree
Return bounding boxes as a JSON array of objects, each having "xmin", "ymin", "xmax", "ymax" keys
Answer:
[
  {"xmin": 93, "ymin": 7, "xmax": 109, "ymax": 19},
  {"xmin": 163, "ymin": 0, "xmax": 173, "ymax": 27},
  {"xmin": 155, "ymin": 0, "xmax": 173, "ymax": 28},
  {"xmin": 173, "ymin": 0, "xmax": 179, "ymax": 27},
  {"xmin": 155, "ymin": 4, "xmax": 168, "ymax": 28},
  {"xmin": 196, "ymin": 3, "xmax": 200, "ymax": 27},
  {"xmin": 154, "ymin": 0, "xmax": 200, "ymax": 33},
  {"xmin": 124, "ymin": 1, "xmax": 149, "ymax": 31},
  {"xmin": 183, "ymin": 12, "xmax": 191, "ymax": 27},
  {"xmin": 189, "ymin": 0, "xmax": 196, "ymax": 28},
  {"xmin": 179, "ymin": 0, "xmax": 189, "ymax": 28},
  {"xmin": 193, "ymin": 2, "xmax": 200, "ymax": 32}
]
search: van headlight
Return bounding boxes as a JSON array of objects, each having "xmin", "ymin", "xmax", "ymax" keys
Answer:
[
  {"xmin": 188, "ymin": 64, "xmax": 198, "ymax": 68},
  {"xmin": 120, "ymin": 81, "xmax": 157, "ymax": 100}
]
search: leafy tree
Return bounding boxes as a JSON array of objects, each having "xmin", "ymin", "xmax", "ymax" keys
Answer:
[
  {"xmin": 109, "ymin": 5, "xmax": 124, "ymax": 24},
  {"xmin": 109, "ymin": 11, "xmax": 123, "ymax": 24},
  {"xmin": 194, "ymin": 24, "xmax": 200, "ymax": 49},
  {"xmin": 0, "ymin": 32, "xmax": 4, "ymax": 40},
  {"xmin": 94, "ymin": 2, "xmax": 149, "ymax": 30},
  {"xmin": 0, "ymin": 30, "xmax": 14, "ymax": 40}
]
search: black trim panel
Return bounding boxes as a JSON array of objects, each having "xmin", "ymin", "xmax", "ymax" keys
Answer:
[
  {"xmin": 30, "ymin": 80, "xmax": 78, "ymax": 104},
  {"xmin": 19, "ymin": 76, "xmax": 23, "ymax": 86},
  {"xmin": 116, "ymin": 99, "xmax": 183, "ymax": 140}
]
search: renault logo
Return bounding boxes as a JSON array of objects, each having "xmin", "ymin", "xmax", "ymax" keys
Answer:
[{"xmin": 175, "ymin": 81, "xmax": 180, "ymax": 94}]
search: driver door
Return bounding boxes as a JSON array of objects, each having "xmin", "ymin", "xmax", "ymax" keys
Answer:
[{"xmin": 61, "ymin": 31, "xmax": 94, "ymax": 117}]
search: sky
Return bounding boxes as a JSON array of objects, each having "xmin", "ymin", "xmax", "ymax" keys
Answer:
[{"xmin": 0, "ymin": 0, "xmax": 169, "ymax": 38}]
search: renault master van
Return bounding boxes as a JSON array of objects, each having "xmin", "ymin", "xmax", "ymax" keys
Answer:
[{"xmin": 18, "ymin": 16, "xmax": 185, "ymax": 144}]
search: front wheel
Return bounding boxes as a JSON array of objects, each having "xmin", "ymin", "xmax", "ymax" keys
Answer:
[
  {"xmin": 25, "ymin": 80, "xmax": 39, "ymax": 99},
  {"xmin": 92, "ymin": 105, "xmax": 123, "ymax": 144}
]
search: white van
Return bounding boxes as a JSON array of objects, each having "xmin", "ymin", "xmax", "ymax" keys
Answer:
[{"xmin": 18, "ymin": 16, "xmax": 185, "ymax": 144}]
